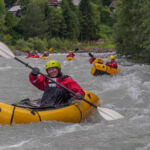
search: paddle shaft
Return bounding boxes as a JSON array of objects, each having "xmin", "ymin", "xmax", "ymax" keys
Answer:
[
  {"xmin": 88, "ymin": 52, "xmax": 95, "ymax": 58},
  {"xmin": 72, "ymin": 48, "xmax": 79, "ymax": 53},
  {"xmin": 14, "ymin": 57, "xmax": 97, "ymax": 109}
]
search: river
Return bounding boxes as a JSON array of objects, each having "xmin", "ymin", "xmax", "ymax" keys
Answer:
[{"xmin": 0, "ymin": 52, "xmax": 150, "ymax": 150}]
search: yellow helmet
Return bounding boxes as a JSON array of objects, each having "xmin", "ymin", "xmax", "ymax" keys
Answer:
[
  {"xmin": 110, "ymin": 55, "xmax": 115, "ymax": 60},
  {"xmin": 45, "ymin": 60, "xmax": 61, "ymax": 70},
  {"xmin": 69, "ymin": 50, "xmax": 72, "ymax": 53}
]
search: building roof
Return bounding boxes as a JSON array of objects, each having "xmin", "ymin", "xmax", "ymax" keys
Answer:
[
  {"xmin": 48, "ymin": 0, "xmax": 62, "ymax": 3},
  {"xmin": 48, "ymin": 0, "xmax": 62, "ymax": 6},
  {"xmin": 109, "ymin": 0, "xmax": 119, "ymax": 9},
  {"xmin": 8, "ymin": 5, "xmax": 21, "ymax": 12}
]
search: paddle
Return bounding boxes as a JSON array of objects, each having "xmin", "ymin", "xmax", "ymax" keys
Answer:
[
  {"xmin": 73, "ymin": 48, "xmax": 79, "ymax": 53},
  {"xmin": 68, "ymin": 48, "xmax": 79, "ymax": 53},
  {"xmin": 49, "ymin": 47, "xmax": 53, "ymax": 52},
  {"xmin": 88, "ymin": 52, "xmax": 95, "ymax": 58},
  {"xmin": 0, "ymin": 41, "xmax": 124, "ymax": 121}
]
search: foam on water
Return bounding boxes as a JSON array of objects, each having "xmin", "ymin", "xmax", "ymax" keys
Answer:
[
  {"xmin": 52, "ymin": 124, "xmax": 94, "ymax": 137},
  {"xmin": 0, "ymin": 54, "xmax": 150, "ymax": 150},
  {"xmin": 136, "ymin": 143, "xmax": 150, "ymax": 150},
  {"xmin": 0, "ymin": 139, "xmax": 31, "ymax": 150},
  {"xmin": 0, "ymin": 66, "xmax": 11, "ymax": 70}
]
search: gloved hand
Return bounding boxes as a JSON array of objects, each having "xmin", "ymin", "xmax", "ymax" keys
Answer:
[
  {"xmin": 32, "ymin": 67, "xmax": 40, "ymax": 76},
  {"xmin": 75, "ymin": 93, "xmax": 83, "ymax": 99}
]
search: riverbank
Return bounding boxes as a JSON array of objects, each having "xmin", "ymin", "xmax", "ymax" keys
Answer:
[{"xmin": 13, "ymin": 48, "xmax": 116, "ymax": 56}]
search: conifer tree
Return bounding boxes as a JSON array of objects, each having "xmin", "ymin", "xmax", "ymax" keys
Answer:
[
  {"xmin": 138, "ymin": 0, "xmax": 150, "ymax": 62},
  {"xmin": 113, "ymin": 0, "xmax": 136, "ymax": 56},
  {"xmin": 4, "ymin": 0, "xmax": 17, "ymax": 8},
  {"xmin": 114, "ymin": 0, "xmax": 150, "ymax": 62},
  {"xmin": 20, "ymin": 0, "xmax": 48, "ymax": 38},
  {"xmin": 61, "ymin": 0, "xmax": 80, "ymax": 40},
  {"xmin": 0, "ymin": 0, "xmax": 6, "ymax": 40},
  {"xmin": 46, "ymin": 7, "xmax": 62, "ymax": 38},
  {"xmin": 79, "ymin": 0, "xmax": 100, "ymax": 41},
  {"xmin": 0, "ymin": 0, "xmax": 5, "ymax": 15}
]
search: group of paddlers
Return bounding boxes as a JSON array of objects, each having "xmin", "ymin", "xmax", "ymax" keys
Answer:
[
  {"xmin": 26, "ymin": 49, "xmax": 118, "ymax": 69},
  {"xmin": 26, "ymin": 50, "xmax": 49, "ymax": 58},
  {"xmin": 89, "ymin": 54, "xmax": 118, "ymax": 69},
  {"xmin": 66, "ymin": 50, "xmax": 118, "ymax": 69}
]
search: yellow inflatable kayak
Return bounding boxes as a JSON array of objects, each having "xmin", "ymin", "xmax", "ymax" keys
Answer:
[
  {"xmin": 0, "ymin": 90, "xmax": 100, "ymax": 125},
  {"xmin": 92, "ymin": 58, "xmax": 104, "ymax": 64},
  {"xmin": 91, "ymin": 63, "xmax": 121, "ymax": 76},
  {"xmin": 40, "ymin": 56, "xmax": 50, "ymax": 60},
  {"xmin": 66, "ymin": 57, "xmax": 74, "ymax": 61}
]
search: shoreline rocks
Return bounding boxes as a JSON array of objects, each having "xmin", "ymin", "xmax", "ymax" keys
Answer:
[
  {"xmin": 13, "ymin": 50, "xmax": 27, "ymax": 56},
  {"xmin": 13, "ymin": 48, "xmax": 116, "ymax": 56},
  {"xmin": 68, "ymin": 48, "xmax": 116, "ymax": 53}
]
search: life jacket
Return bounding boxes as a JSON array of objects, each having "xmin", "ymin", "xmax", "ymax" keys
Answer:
[
  {"xmin": 106, "ymin": 60, "xmax": 118, "ymax": 69},
  {"xmin": 29, "ymin": 73, "xmax": 85, "ymax": 103},
  {"xmin": 33, "ymin": 55, "xmax": 40, "ymax": 58},
  {"xmin": 89, "ymin": 58, "xmax": 96, "ymax": 64},
  {"xmin": 40, "ymin": 76, "xmax": 72, "ymax": 107},
  {"xmin": 26, "ymin": 53, "xmax": 34, "ymax": 58},
  {"xmin": 42, "ymin": 54, "xmax": 49, "ymax": 57},
  {"xmin": 67, "ymin": 53, "xmax": 75, "ymax": 58}
]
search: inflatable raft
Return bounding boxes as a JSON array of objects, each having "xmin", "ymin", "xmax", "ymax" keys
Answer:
[
  {"xmin": 26, "ymin": 55, "xmax": 40, "ymax": 58},
  {"xmin": 91, "ymin": 63, "xmax": 121, "ymax": 76},
  {"xmin": 40, "ymin": 56, "xmax": 50, "ymax": 60},
  {"xmin": 66, "ymin": 57, "xmax": 74, "ymax": 61},
  {"xmin": 92, "ymin": 58, "xmax": 104, "ymax": 64},
  {"xmin": 0, "ymin": 90, "xmax": 100, "ymax": 125}
]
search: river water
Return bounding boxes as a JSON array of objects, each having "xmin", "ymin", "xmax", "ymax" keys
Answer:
[{"xmin": 0, "ymin": 52, "xmax": 150, "ymax": 150}]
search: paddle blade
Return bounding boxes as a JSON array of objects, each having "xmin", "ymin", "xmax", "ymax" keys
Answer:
[
  {"xmin": 74, "ymin": 48, "xmax": 79, "ymax": 52},
  {"xmin": 88, "ymin": 52, "xmax": 94, "ymax": 58},
  {"xmin": 97, "ymin": 107, "xmax": 124, "ymax": 121},
  {"xmin": 49, "ymin": 47, "xmax": 53, "ymax": 52},
  {"xmin": 0, "ymin": 42, "xmax": 15, "ymax": 58}
]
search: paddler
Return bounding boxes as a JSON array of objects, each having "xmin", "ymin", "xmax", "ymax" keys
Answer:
[
  {"xmin": 66, "ymin": 50, "xmax": 75, "ymax": 58},
  {"xmin": 29, "ymin": 60, "xmax": 85, "ymax": 107},
  {"xmin": 106, "ymin": 55, "xmax": 118, "ymax": 69}
]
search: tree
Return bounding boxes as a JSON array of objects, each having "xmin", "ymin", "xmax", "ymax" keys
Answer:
[
  {"xmin": 92, "ymin": 0, "xmax": 102, "ymax": 5},
  {"xmin": 18, "ymin": 0, "xmax": 30, "ymax": 13},
  {"xmin": 46, "ymin": 7, "xmax": 62, "ymax": 38},
  {"xmin": 20, "ymin": 0, "xmax": 48, "ymax": 38},
  {"xmin": 99, "ymin": 5, "xmax": 113, "ymax": 26},
  {"xmin": 113, "ymin": 0, "xmax": 150, "ymax": 63},
  {"xmin": 113, "ymin": 0, "xmax": 135, "ymax": 56},
  {"xmin": 101, "ymin": 0, "xmax": 112, "ymax": 6},
  {"xmin": 0, "ymin": 0, "xmax": 6, "ymax": 41},
  {"xmin": 137, "ymin": 0, "xmax": 150, "ymax": 62},
  {"xmin": 5, "ymin": 12, "xmax": 18, "ymax": 32},
  {"xmin": 79, "ymin": 0, "xmax": 100, "ymax": 41},
  {"xmin": 4, "ymin": 12, "xmax": 22, "ymax": 43},
  {"xmin": 0, "ymin": 0, "xmax": 5, "ymax": 15},
  {"xmin": 61, "ymin": 0, "xmax": 80, "ymax": 40},
  {"xmin": 4, "ymin": 0, "xmax": 17, "ymax": 8}
]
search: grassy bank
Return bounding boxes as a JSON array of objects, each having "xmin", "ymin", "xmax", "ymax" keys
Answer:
[{"xmin": 10, "ymin": 37, "xmax": 115, "ymax": 53}]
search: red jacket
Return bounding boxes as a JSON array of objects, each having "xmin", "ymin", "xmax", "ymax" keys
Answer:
[
  {"xmin": 29, "ymin": 73, "xmax": 85, "ymax": 97},
  {"xmin": 66, "ymin": 53, "xmax": 75, "ymax": 58},
  {"xmin": 33, "ymin": 55, "xmax": 40, "ymax": 58},
  {"xmin": 106, "ymin": 61, "xmax": 118, "ymax": 69},
  {"xmin": 26, "ymin": 53, "xmax": 34, "ymax": 58},
  {"xmin": 89, "ymin": 58, "xmax": 96, "ymax": 64}
]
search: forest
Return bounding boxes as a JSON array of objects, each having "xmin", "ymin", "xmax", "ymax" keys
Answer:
[{"xmin": 0, "ymin": 0, "xmax": 150, "ymax": 63}]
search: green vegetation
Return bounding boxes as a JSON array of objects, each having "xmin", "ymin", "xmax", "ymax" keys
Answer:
[
  {"xmin": 113, "ymin": 0, "xmax": 150, "ymax": 63},
  {"xmin": 79, "ymin": 40, "xmax": 115, "ymax": 50},
  {"xmin": 0, "ymin": 0, "xmax": 114, "ymax": 52},
  {"xmin": 2, "ymin": 0, "xmax": 150, "ymax": 63}
]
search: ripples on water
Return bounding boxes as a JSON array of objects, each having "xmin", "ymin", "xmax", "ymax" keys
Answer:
[{"xmin": 0, "ymin": 53, "xmax": 150, "ymax": 150}]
